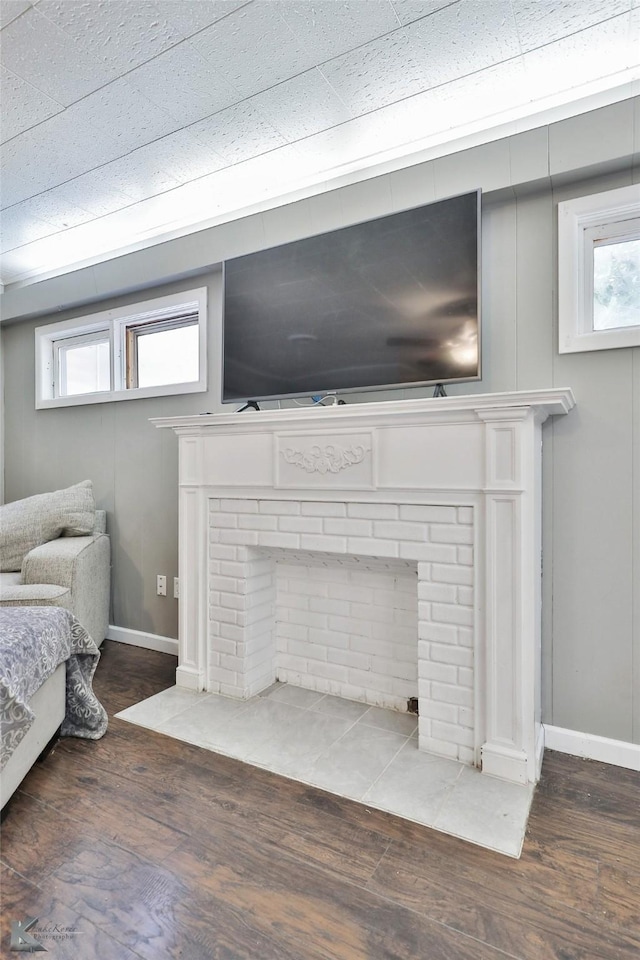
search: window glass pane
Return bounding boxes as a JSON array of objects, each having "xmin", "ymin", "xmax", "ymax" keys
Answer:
[
  {"xmin": 61, "ymin": 340, "xmax": 110, "ymax": 396},
  {"xmin": 135, "ymin": 323, "xmax": 199, "ymax": 388},
  {"xmin": 593, "ymin": 237, "xmax": 640, "ymax": 330}
]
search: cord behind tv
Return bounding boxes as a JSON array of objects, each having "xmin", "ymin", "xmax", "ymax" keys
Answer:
[
  {"xmin": 230, "ymin": 388, "xmax": 447, "ymax": 414},
  {"xmin": 235, "ymin": 396, "xmax": 347, "ymax": 412}
]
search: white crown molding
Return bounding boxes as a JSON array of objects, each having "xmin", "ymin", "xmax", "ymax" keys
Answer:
[{"xmin": 2, "ymin": 80, "xmax": 638, "ymax": 292}]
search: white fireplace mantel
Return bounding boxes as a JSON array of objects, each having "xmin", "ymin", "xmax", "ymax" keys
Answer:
[{"xmin": 153, "ymin": 389, "xmax": 575, "ymax": 785}]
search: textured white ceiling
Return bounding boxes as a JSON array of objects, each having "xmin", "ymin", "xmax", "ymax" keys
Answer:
[{"xmin": 0, "ymin": 0, "xmax": 638, "ymax": 287}]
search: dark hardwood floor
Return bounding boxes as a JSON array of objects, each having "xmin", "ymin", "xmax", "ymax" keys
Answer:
[{"xmin": 1, "ymin": 640, "xmax": 638, "ymax": 959}]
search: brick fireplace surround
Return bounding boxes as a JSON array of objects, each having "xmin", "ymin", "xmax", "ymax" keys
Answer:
[{"xmin": 154, "ymin": 389, "xmax": 574, "ymax": 787}]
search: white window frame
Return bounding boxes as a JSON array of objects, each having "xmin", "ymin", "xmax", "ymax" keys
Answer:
[
  {"xmin": 558, "ymin": 184, "xmax": 640, "ymax": 354},
  {"xmin": 55, "ymin": 328, "xmax": 112, "ymax": 397},
  {"xmin": 35, "ymin": 287, "xmax": 207, "ymax": 409}
]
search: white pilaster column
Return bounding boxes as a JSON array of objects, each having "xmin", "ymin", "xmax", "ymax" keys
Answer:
[
  {"xmin": 176, "ymin": 436, "xmax": 208, "ymax": 690},
  {"xmin": 478, "ymin": 407, "xmax": 544, "ymax": 783}
]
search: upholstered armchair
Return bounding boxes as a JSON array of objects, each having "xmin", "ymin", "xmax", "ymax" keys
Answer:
[{"xmin": 0, "ymin": 482, "xmax": 111, "ymax": 647}]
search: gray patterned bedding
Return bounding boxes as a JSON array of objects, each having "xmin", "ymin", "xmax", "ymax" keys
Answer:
[{"xmin": 0, "ymin": 606, "xmax": 108, "ymax": 769}]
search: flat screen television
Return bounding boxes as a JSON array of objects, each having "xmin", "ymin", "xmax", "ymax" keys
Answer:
[{"xmin": 222, "ymin": 189, "xmax": 481, "ymax": 404}]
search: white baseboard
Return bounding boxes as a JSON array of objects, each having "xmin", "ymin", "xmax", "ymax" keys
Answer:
[
  {"xmin": 543, "ymin": 724, "xmax": 640, "ymax": 772},
  {"xmin": 106, "ymin": 625, "xmax": 178, "ymax": 657}
]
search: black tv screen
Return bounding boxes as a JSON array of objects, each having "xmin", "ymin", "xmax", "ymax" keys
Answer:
[{"xmin": 222, "ymin": 190, "xmax": 481, "ymax": 403}]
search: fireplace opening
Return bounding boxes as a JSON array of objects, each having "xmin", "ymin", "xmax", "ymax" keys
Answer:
[
  {"xmin": 274, "ymin": 551, "xmax": 419, "ymax": 713},
  {"xmin": 208, "ymin": 497, "xmax": 475, "ymax": 764}
]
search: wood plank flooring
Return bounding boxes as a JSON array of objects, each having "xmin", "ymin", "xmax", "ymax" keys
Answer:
[{"xmin": 1, "ymin": 640, "xmax": 638, "ymax": 959}]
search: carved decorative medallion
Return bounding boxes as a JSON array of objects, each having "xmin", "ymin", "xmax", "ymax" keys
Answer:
[{"xmin": 282, "ymin": 443, "xmax": 369, "ymax": 474}]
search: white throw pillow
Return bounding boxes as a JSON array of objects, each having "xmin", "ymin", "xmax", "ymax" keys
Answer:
[{"xmin": 0, "ymin": 480, "xmax": 96, "ymax": 573}]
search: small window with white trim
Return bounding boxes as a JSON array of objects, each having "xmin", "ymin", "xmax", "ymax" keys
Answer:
[
  {"xmin": 558, "ymin": 184, "xmax": 640, "ymax": 353},
  {"xmin": 36, "ymin": 287, "xmax": 207, "ymax": 409}
]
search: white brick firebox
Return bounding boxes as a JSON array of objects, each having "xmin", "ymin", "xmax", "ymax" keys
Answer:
[
  {"xmin": 206, "ymin": 500, "xmax": 476, "ymax": 765},
  {"xmin": 153, "ymin": 389, "xmax": 574, "ymax": 786}
]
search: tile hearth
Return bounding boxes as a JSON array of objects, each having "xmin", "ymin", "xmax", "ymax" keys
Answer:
[{"xmin": 117, "ymin": 681, "xmax": 534, "ymax": 858}]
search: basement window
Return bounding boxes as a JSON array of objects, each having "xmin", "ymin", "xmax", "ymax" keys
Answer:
[
  {"xmin": 36, "ymin": 288, "xmax": 207, "ymax": 409},
  {"xmin": 558, "ymin": 184, "xmax": 640, "ymax": 353}
]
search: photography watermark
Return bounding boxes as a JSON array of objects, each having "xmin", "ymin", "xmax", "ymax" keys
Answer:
[{"xmin": 10, "ymin": 917, "xmax": 82, "ymax": 952}]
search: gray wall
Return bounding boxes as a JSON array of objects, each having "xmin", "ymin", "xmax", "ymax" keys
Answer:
[
  {"xmin": 2, "ymin": 100, "xmax": 639, "ymax": 742},
  {"xmin": 0, "ymin": 329, "xmax": 4, "ymax": 504},
  {"xmin": 3, "ymin": 271, "xmax": 223, "ymax": 638}
]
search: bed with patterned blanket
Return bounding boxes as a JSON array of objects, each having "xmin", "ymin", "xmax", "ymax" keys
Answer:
[{"xmin": 0, "ymin": 606, "xmax": 108, "ymax": 808}]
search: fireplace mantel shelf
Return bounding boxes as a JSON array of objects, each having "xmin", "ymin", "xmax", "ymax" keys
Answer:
[
  {"xmin": 151, "ymin": 388, "xmax": 575, "ymax": 435},
  {"xmin": 153, "ymin": 388, "xmax": 575, "ymax": 787}
]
